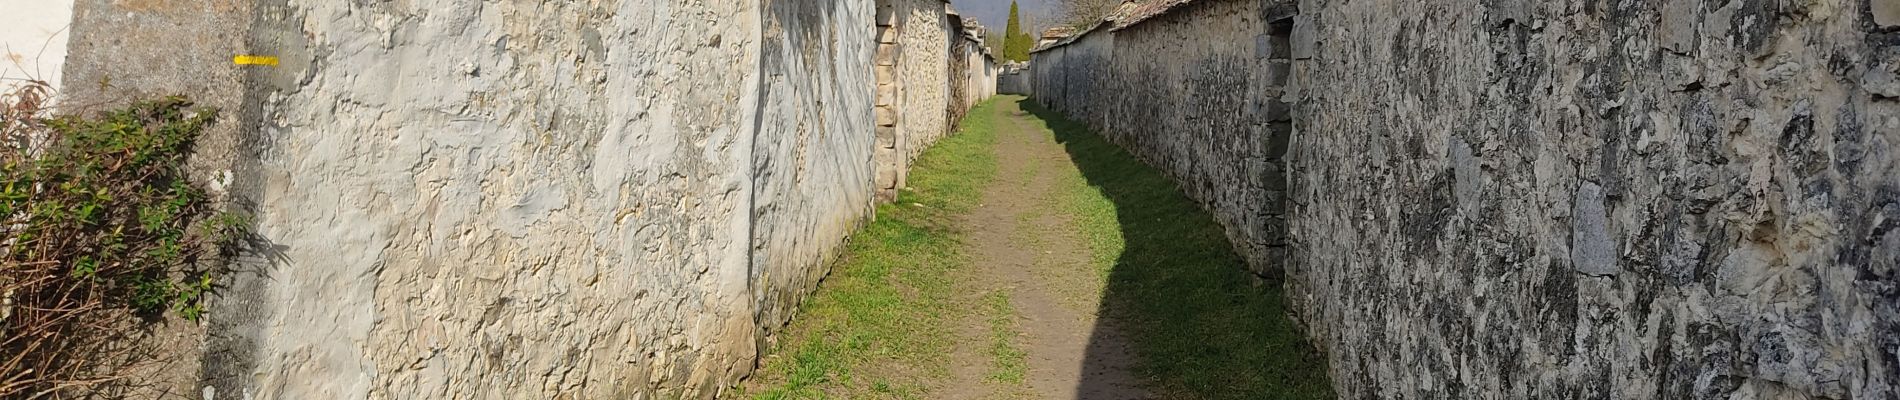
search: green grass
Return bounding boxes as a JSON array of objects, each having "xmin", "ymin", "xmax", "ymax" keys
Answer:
[
  {"xmin": 744, "ymin": 95, "xmax": 1333, "ymax": 399},
  {"xmin": 982, "ymin": 291, "xmax": 1027, "ymax": 385},
  {"xmin": 743, "ymin": 98, "xmax": 1004, "ymax": 400},
  {"xmin": 1020, "ymin": 98, "xmax": 1338, "ymax": 399}
]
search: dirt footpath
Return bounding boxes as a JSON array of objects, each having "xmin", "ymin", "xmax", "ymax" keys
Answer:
[{"xmin": 939, "ymin": 99, "xmax": 1149, "ymax": 400}]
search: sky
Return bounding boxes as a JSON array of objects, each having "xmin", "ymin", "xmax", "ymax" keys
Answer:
[{"xmin": 957, "ymin": 0, "xmax": 1057, "ymax": 36}]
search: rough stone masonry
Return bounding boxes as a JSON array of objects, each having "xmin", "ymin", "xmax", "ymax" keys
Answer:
[
  {"xmin": 1030, "ymin": 0, "xmax": 1898, "ymax": 398},
  {"xmin": 58, "ymin": 0, "xmax": 993, "ymax": 398}
]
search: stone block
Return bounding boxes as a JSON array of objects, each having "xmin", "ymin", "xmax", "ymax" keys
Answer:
[
  {"xmin": 1263, "ymin": 2, "xmax": 1300, "ymax": 26},
  {"xmin": 1257, "ymin": 33, "xmax": 1291, "ymax": 60},
  {"xmin": 876, "ymin": 107, "xmax": 896, "ymax": 126},
  {"xmin": 1250, "ymin": 246, "xmax": 1291, "ymax": 279},
  {"xmin": 1261, "ymin": 190, "xmax": 1288, "ymax": 215},
  {"xmin": 1260, "ymin": 161, "xmax": 1287, "ymax": 191},
  {"xmin": 878, "ymin": 27, "xmax": 899, "ymax": 44},
  {"xmin": 876, "ymin": 45, "xmax": 897, "ymax": 66},
  {"xmin": 1881, "ymin": 0, "xmax": 1900, "ymax": 28},
  {"xmin": 875, "ymin": 3, "xmax": 897, "ymax": 27},
  {"xmin": 1865, "ymin": 67, "xmax": 1900, "ymax": 98},
  {"xmin": 1291, "ymin": 15, "xmax": 1317, "ymax": 60},
  {"xmin": 1254, "ymin": 34, "xmax": 1272, "ymax": 59},
  {"xmin": 1262, "ymin": 122, "xmax": 1292, "ymax": 159},
  {"xmin": 876, "ymin": 64, "xmax": 895, "ymax": 83},
  {"xmin": 1265, "ymin": 60, "xmax": 1291, "ymax": 86},
  {"xmin": 876, "ymin": 124, "xmax": 897, "ymax": 149},
  {"xmin": 1570, "ymin": 181, "xmax": 1618, "ymax": 276},
  {"xmin": 877, "ymin": 83, "xmax": 896, "ymax": 104},
  {"xmin": 1259, "ymin": 216, "xmax": 1289, "ymax": 245},
  {"xmin": 1659, "ymin": 0, "xmax": 1700, "ymax": 54},
  {"xmin": 1260, "ymin": 99, "xmax": 1290, "ymax": 122},
  {"xmin": 877, "ymin": 167, "xmax": 899, "ymax": 189}
]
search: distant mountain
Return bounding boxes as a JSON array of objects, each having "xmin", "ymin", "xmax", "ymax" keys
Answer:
[{"xmin": 955, "ymin": 0, "xmax": 1055, "ymax": 36}]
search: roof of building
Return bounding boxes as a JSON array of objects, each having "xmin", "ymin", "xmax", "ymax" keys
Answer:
[
  {"xmin": 945, "ymin": 4, "xmax": 998, "ymax": 59},
  {"xmin": 1027, "ymin": 0, "xmax": 1297, "ymax": 56},
  {"xmin": 1109, "ymin": 0, "xmax": 1199, "ymax": 30},
  {"xmin": 1028, "ymin": 0, "xmax": 1196, "ymax": 54}
]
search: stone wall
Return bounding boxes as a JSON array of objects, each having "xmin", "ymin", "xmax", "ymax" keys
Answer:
[
  {"xmin": 1289, "ymin": 0, "xmax": 1897, "ymax": 397},
  {"xmin": 947, "ymin": 16, "xmax": 999, "ymax": 126},
  {"xmin": 1030, "ymin": 0, "xmax": 1295, "ymax": 276},
  {"xmin": 998, "ymin": 65, "xmax": 1031, "ymax": 94},
  {"xmin": 874, "ymin": 0, "xmax": 944, "ymax": 201},
  {"xmin": 1028, "ymin": 45, "xmax": 1064, "ymax": 106},
  {"xmin": 871, "ymin": 0, "xmax": 993, "ymax": 201},
  {"xmin": 1030, "ymin": 0, "xmax": 1898, "ymax": 398},
  {"xmin": 60, "ymin": 0, "xmax": 991, "ymax": 398},
  {"xmin": 971, "ymin": 43, "xmax": 999, "ymax": 105}
]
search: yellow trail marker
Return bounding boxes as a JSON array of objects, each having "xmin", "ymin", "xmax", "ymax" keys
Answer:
[{"xmin": 233, "ymin": 55, "xmax": 279, "ymax": 66}]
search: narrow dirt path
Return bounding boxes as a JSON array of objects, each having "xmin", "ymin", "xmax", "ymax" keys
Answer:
[
  {"xmin": 748, "ymin": 96, "xmax": 1332, "ymax": 399},
  {"xmin": 939, "ymin": 99, "xmax": 1148, "ymax": 399}
]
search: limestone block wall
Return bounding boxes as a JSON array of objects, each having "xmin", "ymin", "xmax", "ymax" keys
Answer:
[
  {"xmin": 1031, "ymin": 0, "xmax": 1293, "ymax": 276},
  {"xmin": 60, "ymin": 0, "xmax": 990, "ymax": 398},
  {"xmin": 872, "ymin": 0, "xmax": 953, "ymax": 201},
  {"xmin": 1029, "ymin": 0, "xmax": 1897, "ymax": 398}
]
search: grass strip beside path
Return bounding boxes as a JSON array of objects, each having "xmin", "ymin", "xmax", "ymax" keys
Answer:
[
  {"xmin": 1023, "ymin": 99, "xmax": 1337, "ymax": 400},
  {"xmin": 743, "ymin": 99, "xmax": 1003, "ymax": 400}
]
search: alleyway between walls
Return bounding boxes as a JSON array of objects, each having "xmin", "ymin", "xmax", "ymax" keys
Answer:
[{"xmin": 743, "ymin": 96, "xmax": 1332, "ymax": 400}]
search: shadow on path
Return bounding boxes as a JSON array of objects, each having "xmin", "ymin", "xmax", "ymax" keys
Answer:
[{"xmin": 1015, "ymin": 98, "xmax": 1336, "ymax": 399}]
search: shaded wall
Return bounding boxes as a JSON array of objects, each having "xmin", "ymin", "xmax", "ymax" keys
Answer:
[
  {"xmin": 998, "ymin": 66, "xmax": 1031, "ymax": 94},
  {"xmin": 1031, "ymin": 0, "xmax": 1293, "ymax": 277},
  {"xmin": 1029, "ymin": 0, "xmax": 1899, "ymax": 398},
  {"xmin": 948, "ymin": 22, "xmax": 999, "ymax": 124},
  {"xmin": 61, "ymin": 0, "xmax": 991, "ymax": 398}
]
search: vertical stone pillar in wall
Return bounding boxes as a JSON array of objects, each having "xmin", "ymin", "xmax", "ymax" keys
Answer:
[
  {"xmin": 873, "ymin": 0, "xmax": 902, "ymax": 203},
  {"xmin": 60, "ymin": 0, "xmax": 290, "ymax": 396},
  {"xmin": 1250, "ymin": 9, "xmax": 1297, "ymax": 279},
  {"xmin": 945, "ymin": 9, "xmax": 971, "ymax": 129}
]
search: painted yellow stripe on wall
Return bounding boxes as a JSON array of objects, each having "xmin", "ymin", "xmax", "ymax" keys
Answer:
[{"xmin": 232, "ymin": 55, "xmax": 279, "ymax": 66}]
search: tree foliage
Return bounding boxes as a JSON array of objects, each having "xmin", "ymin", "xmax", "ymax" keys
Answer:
[{"xmin": 1000, "ymin": 1, "xmax": 1033, "ymax": 62}]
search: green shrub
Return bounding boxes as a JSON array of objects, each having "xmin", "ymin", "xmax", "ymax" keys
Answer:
[{"xmin": 1, "ymin": 91, "xmax": 247, "ymax": 397}]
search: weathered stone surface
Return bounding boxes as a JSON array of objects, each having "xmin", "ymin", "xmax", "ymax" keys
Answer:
[
  {"xmin": 60, "ymin": 0, "xmax": 994, "ymax": 398},
  {"xmin": 1031, "ymin": 0, "xmax": 1899, "ymax": 398},
  {"xmin": 998, "ymin": 63, "xmax": 1032, "ymax": 94},
  {"xmin": 60, "ymin": 1, "xmax": 261, "ymax": 396},
  {"xmin": 1570, "ymin": 182, "xmax": 1618, "ymax": 276},
  {"xmin": 1288, "ymin": 0, "xmax": 1899, "ymax": 397},
  {"xmin": 1875, "ymin": 0, "xmax": 1900, "ymax": 28},
  {"xmin": 1033, "ymin": 0, "xmax": 1290, "ymax": 275},
  {"xmin": 1289, "ymin": 15, "xmax": 1316, "ymax": 60},
  {"xmin": 872, "ymin": 0, "xmax": 994, "ymax": 202}
]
